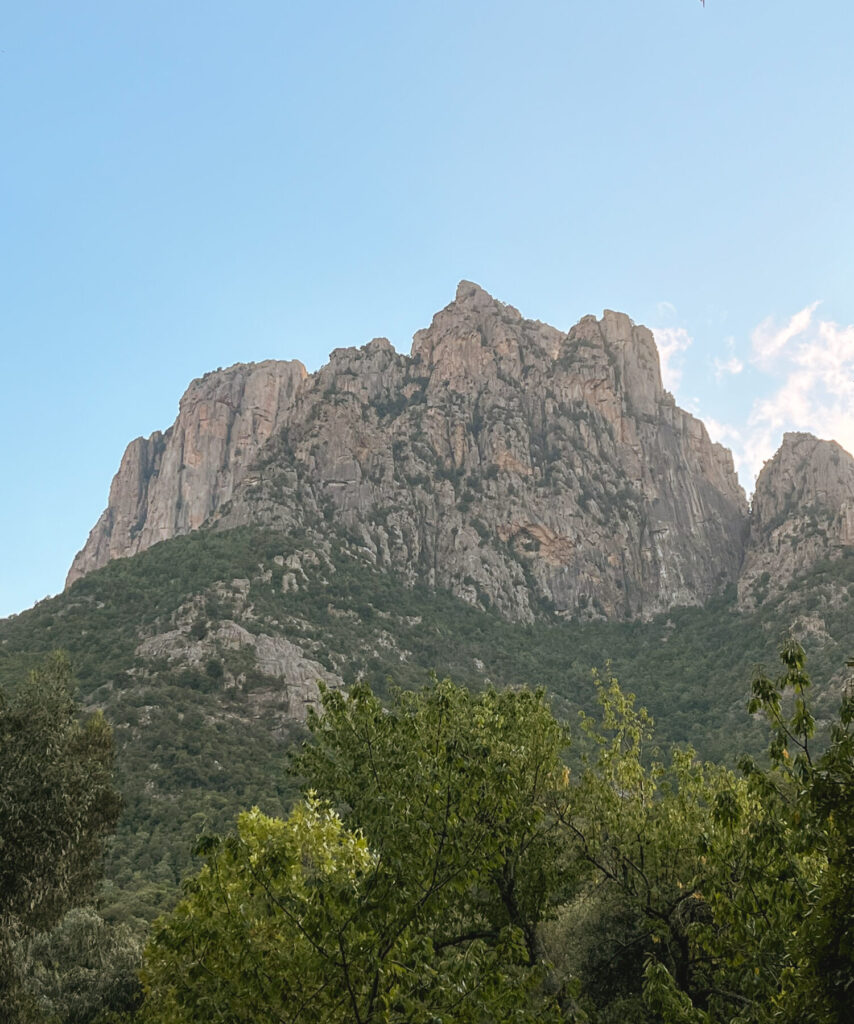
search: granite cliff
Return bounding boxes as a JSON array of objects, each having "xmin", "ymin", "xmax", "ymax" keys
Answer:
[
  {"xmin": 67, "ymin": 360, "xmax": 307, "ymax": 586},
  {"xmin": 69, "ymin": 282, "xmax": 753, "ymax": 620},
  {"xmin": 738, "ymin": 433, "xmax": 854, "ymax": 608}
]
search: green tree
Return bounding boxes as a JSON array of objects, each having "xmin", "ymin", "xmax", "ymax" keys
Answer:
[
  {"xmin": 141, "ymin": 678, "xmax": 574, "ymax": 1022},
  {"xmin": 0, "ymin": 652, "xmax": 122, "ymax": 1014},
  {"xmin": 295, "ymin": 678, "xmax": 576, "ymax": 969},
  {"xmin": 18, "ymin": 906, "xmax": 143, "ymax": 1024},
  {"xmin": 142, "ymin": 796, "xmax": 555, "ymax": 1024},
  {"xmin": 550, "ymin": 673, "xmax": 741, "ymax": 1022},
  {"xmin": 142, "ymin": 799, "xmax": 380, "ymax": 1023},
  {"xmin": 642, "ymin": 641, "xmax": 854, "ymax": 1024}
]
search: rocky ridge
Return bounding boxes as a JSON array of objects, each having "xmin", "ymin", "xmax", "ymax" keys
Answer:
[{"xmin": 71, "ymin": 282, "xmax": 848, "ymax": 624}]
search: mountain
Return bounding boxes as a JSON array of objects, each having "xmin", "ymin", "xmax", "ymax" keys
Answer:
[
  {"xmin": 68, "ymin": 282, "xmax": 747, "ymax": 621},
  {"xmin": 4, "ymin": 283, "xmax": 854, "ymax": 925}
]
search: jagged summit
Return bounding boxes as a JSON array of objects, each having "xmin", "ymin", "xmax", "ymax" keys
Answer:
[
  {"xmin": 446, "ymin": 280, "xmax": 523, "ymax": 320},
  {"xmin": 738, "ymin": 432, "xmax": 854, "ymax": 606},
  {"xmin": 66, "ymin": 359, "xmax": 308, "ymax": 586},
  {"xmin": 753, "ymin": 433, "xmax": 854, "ymax": 529},
  {"xmin": 67, "ymin": 285, "xmax": 749, "ymax": 621},
  {"xmin": 455, "ymin": 279, "xmax": 497, "ymax": 305}
]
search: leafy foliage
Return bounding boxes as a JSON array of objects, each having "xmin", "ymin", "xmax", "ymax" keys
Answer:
[
  {"xmin": 5, "ymin": 632, "xmax": 849, "ymax": 1023},
  {"xmin": 143, "ymin": 654, "xmax": 854, "ymax": 1024},
  {"xmin": 616, "ymin": 641, "xmax": 854, "ymax": 1024},
  {"xmin": 142, "ymin": 794, "xmax": 558, "ymax": 1024},
  {"xmin": 549, "ymin": 674, "xmax": 740, "ymax": 1021},
  {"xmin": 529, "ymin": 646, "xmax": 854, "ymax": 1024},
  {"xmin": 17, "ymin": 906, "xmax": 143, "ymax": 1024},
  {"xmin": 2, "ymin": 523, "xmax": 853, "ymax": 948},
  {"xmin": 142, "ymin": 679, "xmax": 575, "ymax": 1022},
  {"xmin": 0, "ymin": 654, "xmax": 123, "ymax": 1018},
  {"xmin": 295, "ymin": 679, "xmax": 576, "ymax": 967}
]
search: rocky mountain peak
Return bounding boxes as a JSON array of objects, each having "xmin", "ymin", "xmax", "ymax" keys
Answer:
[
  {"xmin": 68, "ymin": 284, "xmax": 752, "ymax": 622},
  {"xmin": 453, "ymin": 279, "xmax": 512, "ymax": 312},
  {"xmin": 410, "ymin": 281, "xmax": 563, "ymax": 386},
  {"xmin": 738, "ymin": 432, "xmax": 854, "ymax": 607},
  {"xmin": 567, "ymin": 310, "xmax": 663, "ymax": 419},
  {"xmin": 752, "ymin": 433, "xmax": 854, "ymax": 529}
]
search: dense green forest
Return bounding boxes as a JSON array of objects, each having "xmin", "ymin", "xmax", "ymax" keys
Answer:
[{"xmin": 3, "ymin": 644, "xmax": 853, "ymax": 1022}]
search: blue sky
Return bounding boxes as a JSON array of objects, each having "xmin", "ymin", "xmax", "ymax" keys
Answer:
[{"xmin": 2, "ymin": 1, "xmax": 854, "ymax": 617}]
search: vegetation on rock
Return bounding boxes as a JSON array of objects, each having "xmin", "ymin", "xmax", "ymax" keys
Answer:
[{"xmin": 3, "ymin": 523, "xmax": 854, "ymax": 930}]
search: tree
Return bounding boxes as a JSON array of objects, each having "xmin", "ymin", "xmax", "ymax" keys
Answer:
[
  {"xmin": 0, "ymin": 652, "xmax": 121, "ymax": 1013},
  {"xmin": 142, "ymin": 799, "xmax": 381, "ymax": 1024},
  {"xmin": 295, "ymin": 678, "xmax": 577, "ymax": 969},
  {"xmin": 142, "ymin": 654, "xmax": 854, "ymax": 1024},
  {"xmin": 642, "ymin": 640, "xmax": 854, "ymax": 1024},
  {"xmin": 18, "ymin": 906, "xmax": 143, "ymax": 1024},
  {"xmin": 549, "ymin": 672, "xmax": 742, "ymax": 1022},
  {"xmin": 141, "ymin": 678, "xmax": 574, "ymax": 1023},
  {"xmin": 142, "ymin": 795, "xmax": 560, "ymax": 1024}
]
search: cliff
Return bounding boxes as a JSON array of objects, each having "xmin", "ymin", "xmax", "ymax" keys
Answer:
[
  {"xmin": 67, "ymin": 360, "xmax": 307, "ymax": 586},
  {"xmin": 68, "ymin": 282, "xmax": 749, "ymax": 620}
]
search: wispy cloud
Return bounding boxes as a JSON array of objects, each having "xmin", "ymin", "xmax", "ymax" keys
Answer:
[
  {"xmin": 654, "ymin": 307, "xmax": 854, "ymax": 494},
  {"xmin": 713, "ymin": 336, "xmax": 743, "ymax": 378},
  {"xmin": 714, "ymin": 355, "xmax": 744, "ymax": 378},
  {"xmin": 703, "ymin": 417, "xmax": 753, "ymax": 482},
  {"xmin": 652, "ymin": 326, "xmax": 692, "ymax": 392},
  {"xmin": 704, "ymin": 416, "xmax": 742, "ymax": 447},
  {"xmin": 734, "ymin": 304, "xmax": 854, "ymax": 485},
  {"xmin": 750, "ymin": 301, "xmax": 821, "ymax": 370}
]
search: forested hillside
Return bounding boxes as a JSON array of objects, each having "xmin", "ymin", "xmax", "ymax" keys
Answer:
[{"xmin": 3, "ymin": 521, "xmax": 854, "ymax": 932}]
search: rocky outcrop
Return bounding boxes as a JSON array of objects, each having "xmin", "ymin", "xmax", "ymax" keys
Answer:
[
  {"xmin": 68, "ymin": 282, "xmax": 750, "ymax": 620},
  {"xmin": 136, "ymin": 620, "xmax": 342, "ymax": 728},
  {"xmin": 738, "ymin": 433, "xmax": 854, "ymax": 607},
  {"xmin": 67, "ymin": 360, "xmax": 307, "ymax": 585}
]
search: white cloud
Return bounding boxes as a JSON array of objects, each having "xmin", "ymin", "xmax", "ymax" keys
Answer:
[
  {"xmin": 736, "ymin": 306, "xmax": 854, "ymax": 485},
  {"xmin": 652, "ymin": 326, "xmax": 692, "ymax": 393},
  {"xmin": 714, "ymin": 355, "xmax": 744, "ymax": 378},
  {"xmin": 702, "ymin": 417, "xmax": 756, "ymax": 481},
  {"xmin": 704, "ymin": 416, "xmax": 742, "ymax": 446},
  {"xmin": 654, "ymin": 306, "xmax": 854, "ymax": 495},
  {"xmin": 750, "ymin": 301, "xmax": 820, "ymax": 370}
]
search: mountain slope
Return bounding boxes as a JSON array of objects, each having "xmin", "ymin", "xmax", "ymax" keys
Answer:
[{"xmin": 5, "ymin": 519, "xmax": 854, "ymax": 923}]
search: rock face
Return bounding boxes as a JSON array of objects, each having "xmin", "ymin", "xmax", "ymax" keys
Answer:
[
  {"xmin": 68, "ymin": 282, "xmax": 750, "ymax": 620},
  {"xmin": 67, "ymin": 360, "xmax": 307, "ymax": 586},
  {"xmin": 738, "ymin": 433, "xmax": 854, "ymax": 607}
]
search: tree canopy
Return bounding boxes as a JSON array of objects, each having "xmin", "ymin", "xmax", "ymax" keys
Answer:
[
  {"xmin": 142, "ymin": 680, "xmax": 575, "ymax": 1023},
  {"xmin": 140, "ymin": 648, "xmax": 854, "ymax": 1024},
  {"xmin": 0, "ymin": 652, "xmax": 122, "ymax": 1016}
]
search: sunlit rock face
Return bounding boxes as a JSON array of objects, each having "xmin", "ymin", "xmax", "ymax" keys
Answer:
[
  {"xmin": 738, "ymin": 432, "xmax": 854, "ymax": 609},
  {"xmin": 66, "ymin": 360, "xmax": 307, "ymax": 586},
  {"xmin": 68, "ymin": 282, "xmax": 750, "ymax": 621}
]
